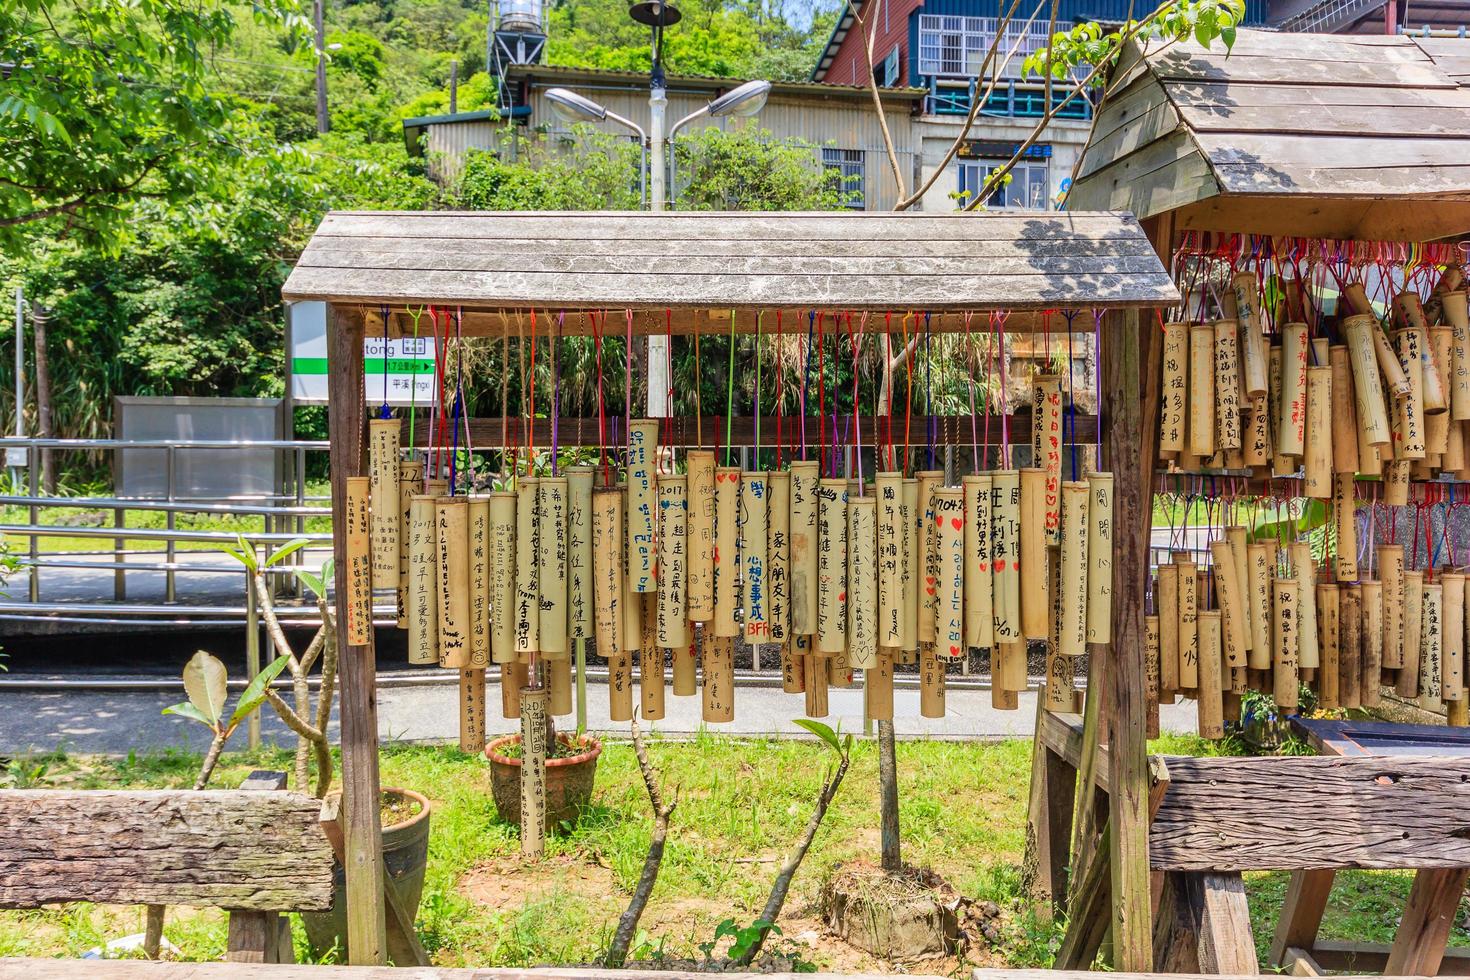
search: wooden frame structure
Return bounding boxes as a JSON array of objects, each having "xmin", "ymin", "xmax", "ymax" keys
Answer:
[
  {"xmin": 282, "ymin": 209, "xmax": 1176, "ymax": 965},
  {"xmin": 1032, "ymin": 26, "xmax": 1470, "ymax": 974}
]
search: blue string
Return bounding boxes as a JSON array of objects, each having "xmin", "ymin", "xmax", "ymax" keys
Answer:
[
  {"xmin": 379, "ymin": 306, "xmax": 392, "ymax": 420},
  {"xmin": 1063, "ymin": 309, "xmax": 1079, "ymax": 480},
  {"xmin": 449, "ymin": 310, "xmax": 463, "ymax": 494},
  {"xmin": 802, "ymin": 310, "xmax": 816, "ymax": 459},
  {"xmin": 924, "ymin": 311, "xmax": 934, "ymax": 470}
]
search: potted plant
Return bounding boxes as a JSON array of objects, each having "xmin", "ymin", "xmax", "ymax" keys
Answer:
[{"xmin": 485, "ymin": 728, "xmax": 602, "ymax": 829}]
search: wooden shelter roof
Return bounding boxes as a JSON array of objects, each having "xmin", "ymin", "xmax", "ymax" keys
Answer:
[
  {"xmin": 1067, "ymin": 29, "xmax": 1470, "ymax": 241},
  {"xmin": 281, "ymin": 210, "xmax": 1176, "ymax": 334}
]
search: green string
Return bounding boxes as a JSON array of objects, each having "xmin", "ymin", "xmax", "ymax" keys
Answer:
[
  {"xmin": 725, "ymin": 307, "xmax": 737, "ymax": 466},
  {"xmin": 407, "ymin": 305, "xmax": 426, "ymax": 449}
]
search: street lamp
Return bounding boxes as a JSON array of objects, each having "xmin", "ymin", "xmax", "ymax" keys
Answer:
[
  {"xmin": 667, "ymin": 79, "xmax": 771, "ymax": 206},
  {"xmin": 546, "ymin": 88, "xmax": 649, "ymax": 207}
]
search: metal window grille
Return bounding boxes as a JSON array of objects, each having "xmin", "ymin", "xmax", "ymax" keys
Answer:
[
  {"xmin": 822, "ymin": 148, "xmax": 866, "ymax": 209},
  {"xmin": 956, "ymin": 159, "xmax": 1049, "ymax": 210}
]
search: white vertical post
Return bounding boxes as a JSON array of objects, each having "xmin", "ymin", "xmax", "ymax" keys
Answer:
[
  {"xmin": 647, "ymin": 81, "xmax": 671, "ymax": 418},
  {"xmin": 11, "ymin": 287, "xmax": 23, "ymax": 489}
]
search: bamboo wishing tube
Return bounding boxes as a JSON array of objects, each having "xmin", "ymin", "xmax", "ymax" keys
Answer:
[
  {"xmin": 866, "ymin": 651, "xmax": 894, "ymax": 722},
  {"xmin": 1244, "ymin": 394, "xmax": 1270, "ymax": 468},
  {"xmin": 1160, "ymin": 321, "xmax": 1188, "ymax": 455},
  {"xmin": 1318, "ymin": 584, "xmax": 1340, "ymax": 709},
  {"xmin": 877, "ymin": 473, "xmax": 906, "ymax": 649},
  {"xmin": 1445, "ymin": 291, "xmax": 1470, "ymax": 421},
  {"xmin": 488, "ymin": 492, "xmax": 518, "ymax": 664},
  {"xmin": 1400, "ymin": 570, "xmax": 1424, "ymax": 699},
  {"xmin": 848, "ymin": 495, "xmax": 879, "ymax": 669},
  {"xmin": 1429, "ymin": 327, "xmax": 1454, "ymax": 455},
  {"xmin": 963, "ymin": 474, "xmax": 993, "ymax": 650},
  {"xmin": 501, "ymin": 660, "xmax": 526, "ymax": 719},
  {"xmin": 1268, "ymin": 345, "xmax": 1290, "ymax": 476},
  {"xmin": 1085, "ymin": 473, "xmax": 1113, "ymax": 644},
  {"xmin": 1395, "ymin": 327, "xmax": 1428, "ymax": 458},
  {"xmin": 640, "ymin": 593, "xmax": 664, "ymax": 721},
  {"xmin": 816, "ymin": 478, "xmax": 849, "ymax": 654},
  {"xmin": 741, "ymin": 471, "xmax": 770, "ymax": 645},
  {"xmin": 932, "ymin": 488, "xmax": 965, "ymax": 660},
  {"xmin": 1380, "ymin": 546, "xmax": 1405, "ymax": 670},
  {"xmin": 407, "ymin": 494, "xmax": 439, "ymax": 665},
  {"xmin": 1291, "ymin": 542, "xmax": 1319, "ymax": 670},
  {"xmin": 1304, "ymin": 366, "xmax": 1332, "ymax": 497},
  {"xmin": 609, "ymin": 649, "xmax": 634, "ymax": 722},
  {"xmin": 1214, "ymin": 319, "xmax": 1243, "ymax": 451},
  {"xmin": 991, "ymin": 472, "xmax": 1020, "ymax": 642},
  {"xmin": 436, "ymin": 496, "xmax": 471, "ymax": 668},
  {"xmin": 1334, "ymin": 474, "xmax": 1358, "ymax": 581},
  {"xmin": 1340, "ymin": 586, "xmax": 1362, "ymax": 709},
  {"xmin": 1178, "ymin": 560, "xmax": 1199, "ymax": 690},
  {"xmin": 514, "ymin": 479, "xmax": 540, "ymax": 656},
  {"xmin": 1213, "ymin": 540, "xmax": 1247, "ymax": 669},
  {"xmin": 1278, "ymin": 323, "xmax": 1308, "ymax": 457},
  {"xmin": 368, "ymin": 419, "xmax": 401, "ymax": 593},
  {"xmin": 1273, "ymin": 577, "xmax": 1300, "ymax": 712},
  {"xmin": 1145, "ymin": 614, "xmax": 1160, "ymax": 715},
  {"xmin": 549, "ymin": 656, "xmax": 572, "ymax": 717},
  {"xmin": 713, "ymin": 467, "xmax": 741, "ymax": 637},
  {"xmin": 1247, "ymin": 542, "xmax": 1274, "ymax": 669},
  {"xmin": 1032, "ymin": 373, "xmax": 1063, "ymax": 545},
  {"xmin": 1158, "ymin": 564, "xmax": 1180, "ymax": 694},
  {"xmin": 1188, "ymin": 324, "xmax": 1217, "ymax": 458},
  {"xmin": 767, "ymin": 470, "xmax": 790, "ymax": 647},
  {"xmin": 778, "ymin": 640, "xmax": 802, "ymax": 695},
  {"xmin": 567, "ymin": 468, "xmax": 594, "ymax": 644},
  {"xmin": 1422, "ymin": 581, "xmax": 1444, "ymax": 703},
  {"xmin": 623, "ymin": 564, "xmax": 642, "ymax": 654},
  {"xmin": 1234, "ymin": 273, "xmax": 1270, "ymax": 398},
  {"xmin": 1401, "ymin": 292, "xmax": 1449, "ymax": 415},
  {"xmin": 1443, "ymin": 573, "xmax": 1465, "ymax": 703},
  {"xmin": 657, "ymin": 473, "xmax": 689, "ymax": 649},
  {"xmin": 591, "ymin": 487, "xmax": 625, "ymax": 659},
  {"xmin": 672, "ymin": 632, "xmax": 697, "ymax": 697},
  {"xmin": 469, "ymin": 497, "xmax": 490, "ymax": 669},
  {"xmin": 1020, "ymin": 468, "xmax": 1049, "ymax": 641},
  {"xmin": 798, "ymin": 634, "xmax": 827, "ymax": 716},
  {"xmin": 626, "ymin": 419, "xmax": 659, "ymax": 593},
  {"xmin": 1197, "ymin": 610, "xmax": 1225, "ymax": 739},
  {"xmin": 396, "ymin": 460, "xmax": 424, "ymax": 628},
  {"xmin": 916, "ymin": 470, "xmax": 943, "ymax": 642},
  {"xmin": 519, "ymin": 687, "xmax": 548, "ymax": 855},
  {"xmin": 538, "ymin": 478, "xmax": 569, "ymax": 657},
  {"xmin": 685, "ymin": 451, "xmax": 717, "ymax": 622},
  {"xmin": 1227, "ymin": 526, "xmax": 1252, "ymax": 655},
  {"xmin": 1361, "ymin": 580, "xmax": 1384, "ymax": 708},
  {"xmin": 788, "ymin": 460, "xmax": 819, "ymax": 636},
  {"xmin": 919, "ymin": 644, "xmax": 946, "ymax": 718},
  {"xmin": 1344, "ymin": 315, "xmax": 1393, "ymax": 448},
  {"xmin": 1328, "ymin": 348, "xmax": 1360, "ymax": 476},
  {"xmin": 702, "ymin": 633, "xmax": 735, "ymax": 723},
  {"xmin": 345, "ymin": 476, "xmax": 372, "ymax": 646},
  {"xmin": 901, "ymin": 479, "xmax": 920, "ymax": 655}
]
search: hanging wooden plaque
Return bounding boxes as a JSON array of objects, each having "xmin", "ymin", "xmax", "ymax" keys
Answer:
[{"xmin": 345, "ymin": 476, "xmax": 372, "ymax": 646}]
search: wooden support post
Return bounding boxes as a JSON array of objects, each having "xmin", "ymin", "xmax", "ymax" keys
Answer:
[
  {"xmin": 1153, "ymin": 871, "xmax": 1259, "ymax": 974},
  {"xmin": 225, "ymin": 910, "xmax": 292, "ymax": 964},
  {"xmin": 1384, "ymin": 868, "xmax": 1470, "ymax": 976},
  {"xmin": 1023, "ymin": 691, "xmax": 1078, "ymax": 922},
  {"xmin": 326, "ymin": 303, "xmax": 387, "ymax": 965},
  {"xmin": 1102, "ymin": 305, "xmax": 1157, "ymax": 972},
  {"xmin": 1269, "ymin": 870, "xmax": 1336, "ymax": 970}
]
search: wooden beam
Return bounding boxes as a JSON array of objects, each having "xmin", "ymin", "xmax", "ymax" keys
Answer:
[
  {"xmin": 1385, "ymin": 868, "xmax": 1470, "ymax": 977},
  {"xmin": 1310, "ymin": 938, "xmax": 1470, "ymax": 974},
  {"xmin": 327, "ymin": 303, "xmax": 388, "ymax": 966},
  {"xmin": 1269, "ymin": 870, "xmax": 1336, "ymax": 969},
  {"xmin": 0, "ymin": 963, "xmax": 969, "ymax": 980},
  {"xmin": 1280, "ymin": 946, "xmax": 1325, "ymax": 976},
  {"xmin": 1153, "ymin": 871, "xmax": 1259, "ymax": 974},
  {"xmin": 1023, "ymin": 693, "xmax": 1079, "ymax": 922}
]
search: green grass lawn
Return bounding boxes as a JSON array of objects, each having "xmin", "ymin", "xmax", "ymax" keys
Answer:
[{"xmin": 0, "ymin": 735, "xmax": 1462, "ymax": 972}]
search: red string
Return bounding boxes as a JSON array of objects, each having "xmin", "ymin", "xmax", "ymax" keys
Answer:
[
  {"xmin": 775, "ymin": 310, "xmax": 784, "ymax": 471},
  {"xmin": 527, "ymin": 309, "xmax": 538, "ymax": 478},
  {"xmin": 592, "ymin": 311, "xmax": 610, "ymax": 485},
  {"xmin": 817, "ymin": 312, "xmax": 826, "ymax": 478},
  {"xmin": 662, "ymin": 308, "xmax": 675, "ymax": 469},
  {"xmin": 884, "ymin": 312, "xmax": 895, "ymax": 470}
]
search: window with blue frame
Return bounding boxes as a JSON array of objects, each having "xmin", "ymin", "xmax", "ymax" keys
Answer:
[{"xmin": 957, "ymin": 160, "xmax": 1049, "ymax": 210}]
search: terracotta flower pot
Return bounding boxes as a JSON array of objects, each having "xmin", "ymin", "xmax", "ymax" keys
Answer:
[{"xmin": 486, "ymin": 733, "xmax": 601, "ymax": 831}]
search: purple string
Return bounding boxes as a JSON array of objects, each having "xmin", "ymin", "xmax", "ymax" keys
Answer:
[
  {"xmin": 801, "ymin": 310, "xmax": 815, "ymax": 458},
  {"xmin": 551, "ymin": 312, "xmax": 563, "ymax": 476},
  {"xmin": 1093, "ymin": 309, "xmax": 1104, "ymax": 471},
  {"xmin": 1063, "ymin": 309, "xmax": 1079, "ymax": 481},
  {"xmin": 924, "ymin": 311, "xmax": 935, "ymax": 470}
]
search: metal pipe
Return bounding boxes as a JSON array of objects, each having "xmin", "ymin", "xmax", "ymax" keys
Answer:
[
  {"xmin": 11, "ymin": 287, "xmax": 23, "ymax": 491},
  {"xmin": 244, "ymin": 562, "xmax": 261, "ymax": 748},
  {"xmin": 165, "ymin": 446, "xmax": 176, "ymax": 603},
  {"xmin": 27, "ymin": 457, "xmax": 37, "ymax": 602},
  {"xmin": 0, "ymin": 495, "xmax": 328, "ymax": 516},
  {"xmin": 0, "ymin": 437, "xmax": 329, "ymax": 449},
  {"xmin": 0, "ymin": 525, "xmax": 330, "ymax": 543},
  {"xmin": 113, "ymin": 506, "xmax": 125, "ymax": 601},
  {"xmin": 0, "ymin": 600, "xmax": 396, "ymax": 616}
]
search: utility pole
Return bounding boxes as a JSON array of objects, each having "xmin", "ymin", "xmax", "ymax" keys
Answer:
[
  {"xmin": 10, "ymin": 288, "xmax": 24, "ymax": 489},
  {"xmin": 314, "ymin": 0, "xmax": 329, "ymax": 134},
  {"xmin": 29, "ymin": 302, "xmax": 53, "ymax": 495},
  {"xmin": 449, "ymin": 60, "xmax": 459, "ymax": 114}
]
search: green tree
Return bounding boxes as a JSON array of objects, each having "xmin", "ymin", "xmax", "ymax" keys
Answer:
[{"xmin": 675, "ymin": 126, "xmax": 847, "ymax": 211}]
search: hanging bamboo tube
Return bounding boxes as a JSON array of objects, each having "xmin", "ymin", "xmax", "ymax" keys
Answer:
[
  {"xmin": 436, "ymin": 496, "xmax": 471, "ymax": 668},
  {"xmin": 686, "ymin": 451, "xmax": 717, "ymax": 622},
  {"xmin": 567, "ymin": 468, "xmax": 594, "ymax": 646},
  {"xmin": 931, "ymin": 488, "xmax": 965, "ymax": 660},
  {"xmin": 797, "ymin": 634, "xmax": 827, "ymax": 716},
  {"xmin": 396, "ymin": 460, "xmax": 424, "ymax": 628},
  {"xmin": 407, "ymin": 494, "xmax": 439, "ymax": 665},
  {"xmin": 767, "ymin": 470, "xmax": 791, "ymax": 646},
  {"xmin": 344, "ymin": 476, "xmax": 372, "ymax": 646},
  {"xmin": 538, "ymin": 478, "xmax": 569, "ymax": 657},
  {"xmin": 1291, "ymin": 542, "xmax": 1320, "ymax": 670},
  {"xmin": 1244, "ymin": 395, "xmax": 1271, "ymax": 468},
  {"xmin": 1278, "ymin": 323, "xmax": 1309, "ymax": 458},
  {"xmin": 788, "ymin": 460, "xmax": 819, "ymax": 636},
  {"xmin": 488, "ymin": 492, "xmax": 518, "ymax": 664},
  {"xmin": 816, "ymin": 478, "xmax": 848, "ymax": 654},
  {"xmin": 513, "ymin": 479, "xmax": 541, "ymax": 657},
  {"xmin": 672, "ymin": 633, "xmax": 697, "ymax": 696},
  {"xmin": 468, "ymin": 497, "xmax": 490, "ymax": 669},
  {"xmin": 1161, "ymin": 321, "xmax": 1188, "ymax": 455},
  {"xmin": 848, "ymin": 495, "xmax": 879, "ymax": 668},
  {"xmin": 1056, "ymin": 481, "xmax": 1089, "ymax": 658},
  {"xmin": 1328, "ymin": 348, "xmax": 1360, "ymax": 476},
  {"xmin": 1303, "ymin": 366, "xmax": 1332, "ymax": 497},
  {"xmin": 1334, "ymin": 474, "xmax": 1359, "ymax": 582},
  {"xmin": 1340, "ymin": 586, "xmax": 1362, "ymax": 708},
  {"xmin": 1233, "ymin": 272, "xmax": 1269, "ymax": 398},
  {"xmin": 368, "ymin": 419, "xmax": 401, "ymax": 593},
  {"xmin": 876, "ymin": 473, "xmax": 905, "ymax": 648},
  {"xmin": 1447, "ymin": 417, "xmax": 1468, "ymax": 472},
  {"xmin": 1178, "ymin": 559, "xmax": 1199, "ymax": 690},
  {"xmin": 1394, "ymin": 327, "xmax": 1428, "ymax": 458},
  {"xmin": 623, "ymin": 562, "xmax": 642, "ymax": 654},
  {"xmin": 1343, "ymin": 280, "xmax": 1412, "ymax": 398},
  {"xmin": 713, "ymin": 467, "xmax": 741, "ymax": 637},
  {"xmin": 1361, "ymin": 580, "xmax": 1384, "ymax": 708},
  {"xmin": 1197, "ymin": 610, "xmax": 1225, "ymax": 739},
  {"xmin": 1214, "ymin": 319, "xmax": 1243, "ymax": 452},
  {"xmin": 964, "ymin": 474, "xmax": 994, "ymax": 650},
  {"xmin": 1445, "ymin": 291, "xmax": 1470, "ymax": 420},
  {"xmin": 1400, "ymin": 570, "xmax": 1424, "ymax": 699},
  {"xmin": 519, "ymin": 687, "xmax": 548, "ymax": 855},
  {"xmin": 1157, "ymin": 564, "xmax": 1180, "ymax": 695},
  {"xmin": 640, "ymin": 592, "xmax": 664, "ymax": 721},
  {"xmin": 591, "ymin": 487, "xmax": 624, "ymax": 660},
  {"xmin": 1020, "ymin": 468, "xmax": 1049, "ymax": 640},
  {"xmin": 1273, "ymin": 577, "xmax": 1300, "ymax": 712},
  {"xmin": 1429, "ymin": 327, "xmax": 1454, "ymax": 455},
  {"xmin": 779, "ymin": 641, "xmax": 803, "ymax": 695},
  {"xmin": 1189, "ymin": 324, "xmax": 1216, "ymax": 459},
  {"xmin": 1344, "ymin": 315, "xmax": 1393, "ymax": 449},
  {"xmin": 702, "ymin": 633, "xmax": 734, "ymax": 723},
  {"xmin": 657, "ymin": 472, "xmax": 689, "ymax": 649},
  {"xmin": 1400, "ymin": 292, "xmax": 1449, "ymax": 414},
  {"xmin": 1422, "ymin": 581, "xmax": 1444, "ymax": 704},
  {"xmin": 1045, "ymin": 543, "xmax": 1071, "ymax": 711},
  {"xmin": 1380, "ymin": 546, "xmax": 1405, "ymax": 670},
  {"xmin": 901, "ymin": 479, "xmax": 920, "ymax": 656},
  {"xmin": 1145, "ymin": 614, "xmax": 1161, "ymax": 717},
  {"xmin": 1443, "ymin": 573, "xmax": 1465, "ymax": 704},
  {"xmin": 1212, "ymin": 540, "xmax": 1247, "ymax": 668},
  {"xmin": 991, "ymin": 472, "xmax": 1020, "ymax": 642},
  {"xmin": 1032, "ymin": 374, "xmax": 1063, "ymax": 545},
  {"xmin": 1247, "ymin": 541, "xmax": 1274, "ymax": 669},
  {"xmin": 549, "ymin": 656, "xmax": 572, "ymax": 717},
  {"xmin": 1318, "ymin": 584, "xmax": 1340, "ymax": 709},
  {"xmin": 626, "ymin": 419, "xmax": 659, "ymax": 593},
  {"xmin": 829, "ymin": 639, "xmax": 855, "ymax": 689},
  {"xmin": 1227, "ymin": 526, "xmax": 1252, "ymax": 654},
  {"xmin": 501, "ymin": 660, "xmax": 526, "ymax": 719},
  {"xmin": 919, "ymin": 644, "xmax": 946, "ymax": 718},
  {"xmin": 741, "ymin": 471, "xmax": 770, "ymax": 645},
  {"xmin": 1086, "ymin": 473, "xmax": 1113, "ymax": 644},
  {"xmin": 916, "ymin": 471, "xmax": 943, "ymax": 642},
  {"xmin": 1267, "ymin": 346, "xmax": 1290, "ymax": 476},
  {"xmin": 866, "ymin": 650, "xmax": 895, "ymax": 721}
]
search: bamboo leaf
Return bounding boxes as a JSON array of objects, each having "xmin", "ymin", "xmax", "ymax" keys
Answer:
[{"xmin": 182, "ymin": 650, "xmax": 228, "ymax": 725}]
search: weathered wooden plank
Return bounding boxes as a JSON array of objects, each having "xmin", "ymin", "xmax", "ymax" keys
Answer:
[
  {"xmin": 1385, "ymin": 868, "xmax": 1470, "ymax": 976},
  {"xmin": 1309, "ymin": 938, "xmax": 1470, "ymax": 974},
  {"xmin": 1200, "ymin": 133, "xmax": 1470, "ymax": 168},
  {"xmin": 0, "ymin": 790, "xmax": 332, "ymax": 911},
  {"xmin": 1172, "ymin": 195, "xmax": 1470, "ymax": 243},
  {"xmin": 1212, "ymin": 163, "xmax": 1470, "ymax": 197},
  {"xmin": 1068, "ymin": 130, "xmax": 1218, "ymax": 220},
  {"xmin": 283, "ymin": 266, "xmax": 1180, "ymax": 312},
  {"xmin": 1153, "ymin": 872, "xmax": 1259, "ymax": 973},
  {"xmin": 1151, "ymin": 29, "xmax": 1424, "ymax": 62},
  {"xmin": 1146, "ymin": 48, "xmax": 1451, "ymax": 88},
  {"xmin": 1078, "ymin": 85, "xmax": 1185, "ymax": 182},
  {"xmin": 1175, "ymin": 102, "xmax": 1470, "ymax": 137},
  {"xmin": 1164, "ymin": 79, "xmax": 1470, "ymax": 110},
  {"xmin": 1151, "ymin": 755, "xmax": 1470, "ymax": 871},
  {"xmin": 0, "ymin": 964, "xmax": 964, "ymax": 980}
]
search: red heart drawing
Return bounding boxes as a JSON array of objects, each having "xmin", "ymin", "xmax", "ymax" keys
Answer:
[
  {"xmin": 992, "ymin": 560, "xmax": 1004, "ymax": 572},
  {"xmin": 951, "ymin": 517, "xmax": 963, "ymax": 530},
  {"xmin": 950, "ymin": 645, "xmax": 961, "ymax": 656},
  {"xmin": 925, "ymin": 586, "xmax": 936, "ymax": 596},
  {"xmin": 935, "ymin": 514, "xmax": 944, "ymax": 526},
  {"xmin": 838, "ymin": 591, "xmax": 847, "ymax": 602},
  {"xmin": 925, "ymin": 575, "xmax": 935, "ymax": 584},
  {"xmin": 1011, "ymin": 561, "xmax": 1021, "ymax": 571}
]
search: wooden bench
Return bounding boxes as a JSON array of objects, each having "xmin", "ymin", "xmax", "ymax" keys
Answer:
[
  {"xmin": 0, "ymin": 788, "xmax": 335, "ymax": 963},
  {"xmin": 1150, "ymin": 754, "xmax": 1470, "ymax": 975}
]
